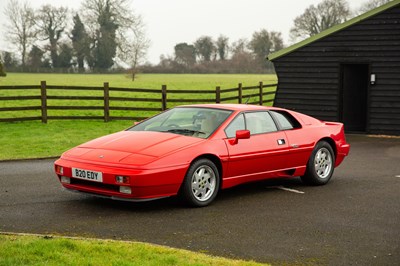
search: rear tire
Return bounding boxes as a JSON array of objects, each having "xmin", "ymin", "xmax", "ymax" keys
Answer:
[
  {"xmin": 301, "ymin": 141, "xmax": 335, "ymax": 186},
  {"xmin": 181, "ymin": 158, "xmax": 220, "ymax": 207}
]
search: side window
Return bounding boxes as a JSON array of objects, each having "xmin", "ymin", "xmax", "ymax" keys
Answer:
[
  {"xmin": 270, "ymin": 111, "xmax": 301, "ymax": 130},
  {"xmin": 245, "ymin": 112, "xmax": 277, "ymax": 135},
  {"xmin": 225, "ymin": 114, "xmax": 245, "ymax": 138}
]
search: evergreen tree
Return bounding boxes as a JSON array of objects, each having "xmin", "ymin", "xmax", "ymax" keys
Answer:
[
  {"xmin": 71, "ymin": 14, "xmax": 89, "ymax": 72},
  {"xmin": 194, "ymin": 36, "xmax": 215, "ymax": 62},
  {"xmin": 174, "ymin": 43, "xmax": 196, "ymax": 67},
  {"xmin": 58, "ymin": 43, "xmax": 73, "ymax": 69},
  {"xmin": 2, "ymin": 52, "xmax": 17, "ymax": 69},
  {"xmin": 0, "ymin": 62, "xmax": 6, "ymax": 77},
  {"xmin": 27, "ymin": 45, "xmax": 44, "ymax": 70},
  {"xmin": 82, "ymin": 0, "xmax": 147, "ymax": 71},
  {"xmin": 94, "ymin": 2, "xmax": 118, "ymax": 70},
  {"xmin": 216, "ymin": 35, "xmax": 229, "ymax": 61}
]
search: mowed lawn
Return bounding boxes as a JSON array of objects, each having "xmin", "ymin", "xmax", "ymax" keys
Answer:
[
  {"xmin": 0, "ymin": 73, "xmax": 277, "ymax": 160},
  {"xmin": 0, "ymin": 72, "xmax": 277, "ymax": 88}
]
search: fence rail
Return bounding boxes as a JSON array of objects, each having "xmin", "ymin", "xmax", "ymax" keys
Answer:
[{"xmin": 0, "ymin": 81, "xmax": 277, "ymax": 123}]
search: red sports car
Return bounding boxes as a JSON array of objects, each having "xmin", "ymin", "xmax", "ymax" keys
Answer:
[{"xmin": 54, "ymin": 104, "xmax": 350, "ymax": 207}]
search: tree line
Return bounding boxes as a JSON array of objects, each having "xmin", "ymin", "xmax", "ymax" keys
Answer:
[
  {"xmin": 0, "ymin": 0, "xmax": 390, "ymax": 75},
  {"xmin": 1, "ymin": 0, "xmax": 147, "ymax": 73},
  {"xmin": 141, "ymin": 30, "xmax": 284, "ymax": 74}
]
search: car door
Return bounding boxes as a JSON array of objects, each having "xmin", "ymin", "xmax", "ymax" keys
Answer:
[
  {"xmin": 269, "ymin": 110, "xmax": 315, "ymax": 169},
  {"xmin": 224, "ymin": 111, "xmax": 290, "ymax": 182}
]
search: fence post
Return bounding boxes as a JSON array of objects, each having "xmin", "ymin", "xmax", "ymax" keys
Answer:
[
  {"xmin": 162, "ymin": 85, "xmax": 167, "ymax": 111},
  {"xmin": 40, "ymin": 81, "xmax": 47, "ymax": 123},
  {"xmin": 259, "ymin": 81, "xmax": 263, "ymax": 106},
  {"xmin": 216, "ymin": 86, "xmax": 221, "ymax": 104},
  {"xmin": 238, "ymin": 83, "xmax": 242, "ymax": 104},
  {"xmin": 103, "ymin": 82, "xmax": 110, "ymax": 122}
]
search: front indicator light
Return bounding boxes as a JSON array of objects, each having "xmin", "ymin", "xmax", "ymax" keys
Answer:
[
  {"xmin": 61, "ymin": 176, "xmax": 70, "ymax": 184},
  {"xmin": 56, "ymin": 165, "xmax": 64, "ymax": 175},
  {"xmin": 119, "ymin": 186, "xmax": 132, "ymax": 194}
]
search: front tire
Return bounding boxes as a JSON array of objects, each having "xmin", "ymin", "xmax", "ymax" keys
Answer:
[
  {"xmin": 301, "ymin": 141, "xmax": 335, "ymax": 186},
  {"xmin": 181, "ymin": 158, "xmax": 220, "ymax": 207}
]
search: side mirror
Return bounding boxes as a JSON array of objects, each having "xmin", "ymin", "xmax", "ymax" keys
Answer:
[{"xmin": 230, "ymin": 130, "xmax": 250, "ymax": 145}]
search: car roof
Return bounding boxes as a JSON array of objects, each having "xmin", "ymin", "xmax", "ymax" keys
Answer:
[{"xmin": 178, "ymin": 104, "xmax": 284, "ymax": 112}]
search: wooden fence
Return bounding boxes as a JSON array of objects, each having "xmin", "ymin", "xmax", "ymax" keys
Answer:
[{"xmin": 0, "ymin": 81, "xmax": 277, "ymax": 123}]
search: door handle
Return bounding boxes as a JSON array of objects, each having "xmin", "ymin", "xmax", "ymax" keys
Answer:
[{"xmin": 277, "ymin": 139, "xmax": 285, "ymax": 145}]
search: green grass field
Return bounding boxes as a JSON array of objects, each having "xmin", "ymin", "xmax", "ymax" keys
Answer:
[
  {"xmin": 0, "ymin": 73, "xmax": 277, "ymax": 88},
  {"xmin": 0, "ymin": 234, "xmax": 266, "ymax": 266},
  {"xmin": 0, "ymin": 73, "xmax": 277, "ymax": 160}
]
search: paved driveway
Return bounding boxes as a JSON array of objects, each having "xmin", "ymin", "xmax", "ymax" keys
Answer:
[{"xmin": 1, "ymin": 135, "xmax": 399, "ymax": 265}]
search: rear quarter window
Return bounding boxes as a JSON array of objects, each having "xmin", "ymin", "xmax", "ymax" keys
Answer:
[{"xmin": 270, "ymin": 110, "xmax": 301, "ymax": 130}]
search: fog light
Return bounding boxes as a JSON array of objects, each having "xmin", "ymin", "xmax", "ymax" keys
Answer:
[
  {"xmin": 61, "ymin": 176, "xmax": 70, "ymax": 184},
  {"xmin": 119, "ymin": 186, "xmax": 132, "ymax": 194},
  {"xmin": 56, "ymin": 165, "xmax": 64, "ymax": 175},
  {"xmin": 116, "ymin": 175, "xmax": 130, "ymax": 184}
]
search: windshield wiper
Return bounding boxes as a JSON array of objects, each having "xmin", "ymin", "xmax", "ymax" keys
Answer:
[{"xmin": 166, "ymin": 128, "xmax": 206, "ymax": 136}]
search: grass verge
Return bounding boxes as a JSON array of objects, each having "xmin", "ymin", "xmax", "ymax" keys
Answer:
[{"xmin": 0, "ymin": 233, "xmax": 266, "ymax": 266}]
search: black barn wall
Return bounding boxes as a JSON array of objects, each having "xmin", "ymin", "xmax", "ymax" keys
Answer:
[{"xmin": 272, "ymin": 5, "xmax": 400, "ymax": 135}]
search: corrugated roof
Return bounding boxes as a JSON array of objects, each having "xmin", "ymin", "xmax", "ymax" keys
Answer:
[{"xmin": 268, "ymin": 0, "xmax": 400, "ymax": 61}]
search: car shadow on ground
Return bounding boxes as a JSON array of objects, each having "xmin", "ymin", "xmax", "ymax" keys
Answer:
[{"xmin": 73, "ymin": 176, "xmax": 305, "ymax": 212}]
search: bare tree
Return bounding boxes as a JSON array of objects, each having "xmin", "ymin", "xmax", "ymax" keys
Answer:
[
  {"xmin": 35, "ymin": 4, "xmax": 69, "ymax": 68},
  {"xmin": 356, "ymin": 0, "xmax": 391, "ymax": 15},
  {"xmin": 125, "ymin": 27, "xmax": 150, "ymax": 80},
  {"xmin": 231, "ymin": 38, "xmax": 249, "ymax": 56},
  {"xmin": 82, "ymin": 0, "xmax": 138, "ymax": 30},
  {"xmin": 3, "ymin": 0, "xmax": 36, "ymax": 68},
  {"xmin": 290, "ymin": 0, "xmax": 350, "ymax": 42},
  {"xmin": 270, "ymin": 31, "xmax": 284, "ymax": 52}
]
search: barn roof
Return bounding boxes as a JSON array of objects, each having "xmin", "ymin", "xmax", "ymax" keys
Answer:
[{"xmin": 268, "ymin": 0, "xmax": 400, "ymax": 61}]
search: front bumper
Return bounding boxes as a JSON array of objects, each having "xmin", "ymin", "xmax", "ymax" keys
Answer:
[{"xmin": 54, "ymin": 158, "xmax": 188, "ymax": 201}]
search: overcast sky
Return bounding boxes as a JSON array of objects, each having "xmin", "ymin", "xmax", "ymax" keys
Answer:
[{"xmin": 0, "ymin": 0, "xmax": 368, "ymax": 64}]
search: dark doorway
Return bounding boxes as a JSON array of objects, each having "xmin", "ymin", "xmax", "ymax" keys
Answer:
[{"xmin": 340, "ymin": 64, "xmax": 369, "ymax": 132}]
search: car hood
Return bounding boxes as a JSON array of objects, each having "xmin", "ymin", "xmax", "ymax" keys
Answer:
[{"xmin": 62, "ymin": 131, "xmax": 204, "ymax": 165}]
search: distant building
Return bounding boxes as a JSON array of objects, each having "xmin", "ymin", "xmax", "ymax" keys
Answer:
[{"xmin": 268, "ymin": 0, "xmax": 400, "ymax": 135}]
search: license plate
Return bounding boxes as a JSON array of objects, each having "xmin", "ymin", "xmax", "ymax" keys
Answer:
[{"xmin": 72, "ymin": 168, "xmax": 103, "ymax": 182}]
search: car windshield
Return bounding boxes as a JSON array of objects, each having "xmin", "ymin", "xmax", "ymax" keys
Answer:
[{"xmin": 128, "ymin": 107, "xmax": 232, "ymax": 138}]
